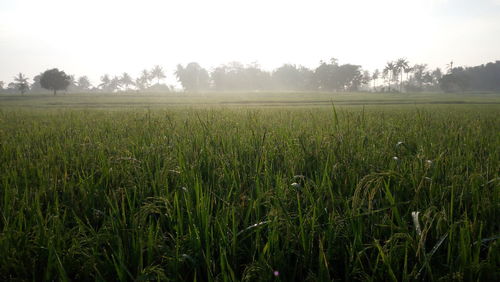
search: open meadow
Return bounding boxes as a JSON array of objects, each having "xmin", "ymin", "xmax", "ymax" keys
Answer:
[{"xmin": 0, "ymin": 92, "xmax": 499, "ymax": 281}]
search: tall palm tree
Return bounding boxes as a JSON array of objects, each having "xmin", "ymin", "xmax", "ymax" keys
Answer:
[
  {"xmin": 383, "ymin": 61, "xmax": 395, "ymax": 92},
  {"xmin": 446, "ymin": 61, "xmax": 454, "ymax": 74},
  {"xmin": 372, "ymin": 69, "xmax": 380, "ymax": 91},
  {"xmin": 109, "ymin": 76, "xmax": 121, "ymax": 93},
  {"xmin": 396, "ymin": 58, "xmax": 409, "ymax": 92},
  {"xmin": 120, "ymin": 72, "xmax": 134, "ymax": 91},
  {"xmin": 14, "ymin": 73, "xmax": 29, "ymax": 94},
  {"xmin": 99, "ymin": 74, "xmax": 111, "ymax": 91},
  {"xmin": 150, "ymin": 65, "xmax": 166, "ymax": 85},
  {"xmin": 140, "ymin": 69, "xmax": 151, "ymax": 89}
]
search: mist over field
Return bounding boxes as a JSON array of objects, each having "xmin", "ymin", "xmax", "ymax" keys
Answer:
[{"xmin": 0, "ymin": 1, "xmax": 499, "ymax": 281}]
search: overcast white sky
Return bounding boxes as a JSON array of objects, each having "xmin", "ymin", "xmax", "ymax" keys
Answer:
[{"xmin": 1, "ymin": 0, "xmax": 499, "ymax": 86}]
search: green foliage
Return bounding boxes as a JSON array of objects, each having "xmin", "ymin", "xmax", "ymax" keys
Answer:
[
  {"xmin": 40, "ymin": 68, "xmax": 71, "ymax": 95},
  {"xmin": 0, "ymin": 105, "xmax": 498, "ymax": 280}
]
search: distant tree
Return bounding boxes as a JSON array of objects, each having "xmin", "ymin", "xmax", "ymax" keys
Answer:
[
  {"xmin": 109, "ymin": 76, "xmax": 121, "ymax": 92},
  {"xmin": 431, "ymin": 68, "xmax": 442, "ymax": 86},
  {"xmin": 120, "ymin": 73, "xmax": 134, "ymax": 91},
  {"xmin": 412, "ymin": 64, "xmax": 428, "ymax": 90},
  {"xmin": 99, "ymin": 74, "xmax": 111, "ymax": 92},
  {"xmin": 175, "ymin": 62, "xmax": 210, "ymax": 92},
  {"xmin": 40, "ymin": 69, "xmax": 71, "ymax": 95},
  {"xmin": 0, "ymin": 81, "xmax": 4, "ymax": 91},
  {"xmin": 273, "ymin": 64, "xmax": 313, "ymax": 91},
  {"xmin": 30, "ymin": 74, "xmax": 45, "ymax": 93},
  {"xmin": 423, "ymin": 71, "xmax": 434, "ymax": 87},
  {"xmin": 135, "ymin": 78, "xmax": 145, "ymax": 91},
  {"xmin": 313, "ymin": 59, "xmax": 340, "ymax": 91},
  {"xmin": 338, "ymin": 64, "xmax": 363, "ymax": 91},
  {"xmin": 140, "ymin": 69, "xmax": 152, "ymax": 89},
  {"xmin": 134, "ymin": 70, "xmax": 151, "ymax": 91},
  {"xmin": 362, "ymin": 70, "xmax": 371, "ymax": 88},
  {"xmin": 67, "ymin": 75, "xmax": 78, "ymax": 92},
  {"xmin": 446, "ymin": 61, "xmax": 454, "ymax": 74},
  {"xmin": 312, "ymin": 59, "xmax": 363, "ymax": 92},
  {"xmin": 396, "ymin": 58, "xmax": 409, "ymax": 92},
  {"xmin": 77, "ymin": 76, "xmax": 92, "ymax": 91},
  {"xmin": 211, "ymin": 61, "xmax": 272, "ymax": 91},
  {"xmin": 372, "ymin": 69, "xmax": 380, "ymax": 90},
  {"xmin": 383, "ymin": 61, "xmax": 395, "ymax": 91},
  {"xmin": 8, "ymin": 82, "xmax": 17, "ymax": 90},
  {"xmin": 150, "ymin": 65, "xmax": 166, "ymax": 85},
  {"xmin": 440, "ymin": 71, "xmax": 469, "ymax": 93},
  {"xmin": 14, "ymin": 73, "xmax": 30, "ymax": 94}
]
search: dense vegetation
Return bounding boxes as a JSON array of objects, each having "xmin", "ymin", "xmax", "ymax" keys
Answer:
[
  {"xmin": 2, "ymin": 60, "xmax": 499, "ymax": 95},
  {"xmin": 0, "ymin": 102, "xmax": 498, "ymax": 281}
]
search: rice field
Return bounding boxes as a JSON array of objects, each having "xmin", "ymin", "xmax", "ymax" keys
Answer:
[{"xmin": 0, "ymin": 93, "xmax": 499, "ymax": 281}]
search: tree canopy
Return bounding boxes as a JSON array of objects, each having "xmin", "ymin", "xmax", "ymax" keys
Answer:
[
  {"xmin": 175, "ymin": 63, "xmax": 210, "ymax": 92},
  {"xmin": 40, "ymin": 68, "xmax": 71, "ymax": 95},
  {"xmin": 2, "ymin": 60, "xmax": 499, "ymax": 94}
]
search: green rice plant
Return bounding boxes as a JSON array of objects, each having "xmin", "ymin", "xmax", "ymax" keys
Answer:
[{"xmin": 0, "ymin": 103, "xmax": 498, "ymax": 281}]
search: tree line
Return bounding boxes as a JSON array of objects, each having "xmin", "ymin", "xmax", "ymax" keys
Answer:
[{"xmin": 1, "ymin": 59, "xmax": 499, "ymax": 94}]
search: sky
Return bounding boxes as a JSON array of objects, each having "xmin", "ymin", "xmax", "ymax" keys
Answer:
[{"xmin": 1, "ymin": 0, "xmax": 499, "ymax": 86}]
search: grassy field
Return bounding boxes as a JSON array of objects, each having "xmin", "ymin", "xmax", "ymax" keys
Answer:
[
  {"xmin": 1, "ymin": 91, "xmax": 500, "ymax": 108},
  {"xmin": 0, "ymin": 93, "xmax": 499, "ymax": 281}
]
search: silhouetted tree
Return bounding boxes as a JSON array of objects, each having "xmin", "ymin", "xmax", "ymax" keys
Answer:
[
  {"xmin": 439, "ymin": 61, "xmax": 500, "ymax": 92},
  {"xmin": 432, "ymin": 68, "xmax": 442, "ymax": 85},
  {"xmin": 109, "ymin": 76, "xmax": 121, "ymax": 92},
  {"xmin": 446, "ymin": 61, "xmax": 454, "ymax": 74},
  {"xmin": 383, "ymin": 61, "xmax": 395, "ymax": 91},
  {"xmin": 211, "ymin": 61, "xmax": 272, "ymax": 91},
  {"xmin": 40, "ymin": 69, "xmax": 70, "ymax": 95},
  {"xmin": 404, "ymin": 66, "xmax": 413, "ymax": 88},
  {"xmin": 362, "ymin": 70, "xmax": 371, "ymax": 88},
  {"xmin": 396, "ymin": 58, "xmax": 409, "ymax": 92},
  {"xmin": 175, "ymin": 62, "xmax": 210, "ymax": 92},
  {"xmin": 273, "ymin": 64, "xmax": 313, "ymax": 91},
  {"xmin": 338, "ymin": 64, "xmax": 363, "ymax": 91},
  {"xmin": 0, "ymin": 81, "xmax": 4, "ymax": 91},
  {"xmin": 412, "ymin": 64, "xmax": 428, "ymax": 90},
  {"xmin": 372, "ymin": 69, "xmax": 380, "ymax": 90},
  {"xmin": 14, "ymin": 73, "xmax": 30, "ymax": 94},
  {"xmin": 77, "ymin": 76, "xmax": 92, "ymax": 92},
  {"xmin": 313, "ymin": 59, "xmax": 340, "ymax": 91},
  {"xmin": 29, "ymin": 74, "xmax": 47, "ymax": 93},
  {"xmin": 440, "ymin": 72, "xmax": 469, "ymax": 92},
  {"xmin": 67, "ymin": 75, "xmax": 78, "ymax": 92},
  {"xmin": 137, "ymin": 69, "xmax": 151, "ymax": 90},
  {"xmin": 150, "ymin": 65, "xmax": 166, "ymax": 85},
  {"xmin": 120, "ymin": 73, "xmax": 134, "ymax": 91},
  {"xmin": 99, "ymin": 74, "xmax": 111, "ymax": 92}
]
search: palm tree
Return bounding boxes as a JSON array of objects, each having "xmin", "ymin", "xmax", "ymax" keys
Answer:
[
  {"xmin": 140, "ymin": 69, "xmax": 151, "ymax": 88},
  {"xmin": 150, "ymin": 65, "xmax": 166, "ymax": 85},
  {"xmin": 396, "ymin": 58, "xmax": 409, "ymax": 92},
  {"xmin": 446, "ymin": 61, "xmax": 454, "ymax": 74},
  {"xmin": 383, "ymin": 61, "xmax": 395, "ymax": 92},
  {"xmin": 372, "ymin": 69, "xmax": 380, "ymax": 91},
  {"xmin": 120, "ymin": 72, "xmax": 134, "ymax": 91},
  {"xmin": 404, "ymin": 66, "xmax": 413, "ymax": 82},
  {"xmin": 109, "ymin": 76, "xmax": 121, "ymax": 92},
  {"xmin": 99, "ymin": 74, "xmax": 111, "ymax": 91},
  {"xmin": 14, "ymin": 73, "xmax": 29, "ymax": 94}
]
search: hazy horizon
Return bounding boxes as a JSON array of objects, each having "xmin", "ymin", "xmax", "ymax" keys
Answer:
[{"xmin": 1, "ymin": 0, "xmax": 500, "ymax": 86}]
